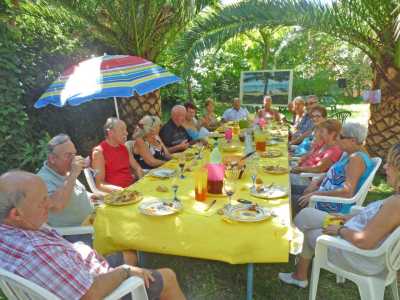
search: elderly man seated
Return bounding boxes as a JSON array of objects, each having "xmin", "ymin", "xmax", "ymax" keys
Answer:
[
  {"xmin": 159, "ymin": 105, "xmax": 191, "ymax": 153},
  {"xmin": 92, "ymin": 117, "xmax": 144, "ymax": 193},
  {"xmin": 0, "ymin": 171, "xmax": 185, "ymax": 300},
  {"xmin": 37, "ymin": 133, "xmax": 137, "ymax": 265},
  {"xmin": 222, "ymin": 97, "xmax": 249, "ymax": 122},
  {"xmin": 260, "ymin": 95, "xmax": 281, "ymax": 122}
]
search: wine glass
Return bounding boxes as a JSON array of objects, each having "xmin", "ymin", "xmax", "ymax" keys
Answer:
[
  {"xmin": 178, "ymin": 155, "xmax": 186, "ymax": 179},
  {"xmin": 223, "ymin": 178, "xmax": 236, "ymax": 207},
  {"xmin": 248, "ymin": 162, "xmax": 258, "ymax": 192},
  {"xmin": 172, "ymin": 184, "xmax": 179, "ymax": 203}
]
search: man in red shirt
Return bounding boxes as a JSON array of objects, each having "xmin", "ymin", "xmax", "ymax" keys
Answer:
[
  {"xmin": 93, "ymin": 117, "xmax": 144, "ymax": 193},
  {"xmin": 0, "ymin": 171, "xmax": 185, "ymax": 300}
]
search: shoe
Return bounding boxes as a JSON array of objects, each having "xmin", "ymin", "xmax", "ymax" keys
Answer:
[{"xmin": 278, "ymin": 272, "xmax": 308, "ymax": 288}]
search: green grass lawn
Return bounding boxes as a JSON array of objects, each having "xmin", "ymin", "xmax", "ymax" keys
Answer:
[{"xmin": 0, "ymin": 178, "xmax": 392, "ymax": 300}]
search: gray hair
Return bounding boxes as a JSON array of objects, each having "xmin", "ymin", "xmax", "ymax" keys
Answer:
[
  {"xmin": 104, "ymin": 117, "xmax": 120, "ymax": 137},
  {"xmin": 48, "ymin": 134, "xmax": 71, "ymax": 154},
  {"xmin": 293, "ymin": 96, "xmax": 305, "ymax": 105},
  {"xmin": 0, "ymin": 191, "xmax": 25, "ymax": 223},
  {"xmin": 342, "ymin": 122, "xmax": 368, "ymax": 144}
]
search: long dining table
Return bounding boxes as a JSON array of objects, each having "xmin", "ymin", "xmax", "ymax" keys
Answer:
[{"xmin": 93, "ymin": 127, "xmax": 292, "ymax": 300}]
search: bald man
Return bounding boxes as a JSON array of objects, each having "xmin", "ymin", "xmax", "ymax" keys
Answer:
[
  {"xmin": 92, "ymin": 117, "xmax": 144, "ymax": 193},
  {"xmin": 0, "ymin": 171, "xmax": 185, "ymax": 300},
  {"xmin": 222, "ymin": 98, "xmax": 249, "ymax": 122},
  {"xmin": 159, "ymin": 105, "xmax": 191, "ymax": 153}
]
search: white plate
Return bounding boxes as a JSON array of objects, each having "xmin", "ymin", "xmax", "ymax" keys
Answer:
[
  {"xmin": 149, "ymin": 168, "xmax": 176, "ymax": 178},
  {"xmin": 139, "ymin": 200, "xmax": 182, "ymax": 216},
  {"xmin": 223, "ymin": 204, "xmax": 271, "ymax": 222},
  {"xmin": 250, "ymin": 185, "xmax": 288, "ymax": 199},
  {"xmin": 267, "ymin": 140, "xmax": 279, "ymax": 146}
]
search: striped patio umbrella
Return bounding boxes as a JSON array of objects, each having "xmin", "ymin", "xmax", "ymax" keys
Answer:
[{"xmin": 34, "ymin": 55, "xmax": 182, "ymax": 118}]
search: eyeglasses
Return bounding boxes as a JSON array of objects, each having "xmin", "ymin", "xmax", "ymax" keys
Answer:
[
  {"xmin": 340, "ymin": 134, "xmax": 352, "ymax": 140},
  {"xmin": 311, "ymin": 114, "xmax": 322, "ymax": 119}
]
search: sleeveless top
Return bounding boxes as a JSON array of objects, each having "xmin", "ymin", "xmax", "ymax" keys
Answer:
[
  {"xmin": 345, "ymin": 200, "xmax": 385, "ymax": 231},
  {"xmin": 319, "ymin": 151, "xmax": 374, "ymax": 193},
  {"xmin": 133, "ymin": 139, "xmax": 167, "ymax": 170},
  {"xmin": 99, "ymin": 140, "xmax": 134, "ymax": 188}
]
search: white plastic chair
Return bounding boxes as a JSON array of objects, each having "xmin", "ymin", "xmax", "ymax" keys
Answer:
[
  {"xmin": 308, "ymin": 157, "xmax": 382, "ymax": 213},
  {"xmin": 84, "ymin": 168, "xmax": 104, "ymax": 195},
  {"xmin": 0, "ymin": 267, "xmax": 148, "ymax": 300},
  {"xmin": 52, "ymin": 225, "xmax": 93, "ymax": 237},
  {"xmin": 309, "ymin": 210, "xmax": 400, "ymax": 300}
]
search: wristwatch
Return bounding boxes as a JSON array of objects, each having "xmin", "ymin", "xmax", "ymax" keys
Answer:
[{"xmin": 121, "ymin": 265, "xmax": 131, "ymax": 280}]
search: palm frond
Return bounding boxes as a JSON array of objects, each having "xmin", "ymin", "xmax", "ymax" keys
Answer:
[{"xmin": 175, "ymin": 0, "xmax": 397, "ymax": 74}]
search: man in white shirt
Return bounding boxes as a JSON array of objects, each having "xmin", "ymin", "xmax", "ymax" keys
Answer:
[{"xmin": 222, "ymin": 97, "xmax": 249, "ymax": 122}]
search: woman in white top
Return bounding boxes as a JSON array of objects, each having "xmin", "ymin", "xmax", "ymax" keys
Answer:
[{"xmin": 279, "ymin": 143, "xmax": 400, "ymax": 288}]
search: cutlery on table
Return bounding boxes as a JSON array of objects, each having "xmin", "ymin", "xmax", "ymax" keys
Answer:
[{"xmin": 204, "ymin": 199, "xmax": 217, "ymax": 212}]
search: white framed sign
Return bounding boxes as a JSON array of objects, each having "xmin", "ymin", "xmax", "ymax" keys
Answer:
[{"xmin": 240, "ymin": 69, "xmax": 293, "ymax": 106}]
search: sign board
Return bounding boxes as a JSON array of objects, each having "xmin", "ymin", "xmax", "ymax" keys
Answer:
[{"xmin": 240, "ymin": 70, "xmax": 293, "ymax": 106}]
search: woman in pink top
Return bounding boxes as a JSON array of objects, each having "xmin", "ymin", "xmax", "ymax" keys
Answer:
[{"xmin": 292, "ymin": 120, "xmax": 343, "ymax": 174}]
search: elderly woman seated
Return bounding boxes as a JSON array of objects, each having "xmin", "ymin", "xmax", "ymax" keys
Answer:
[
  {"xmin": 200, "ymin": 98, "xmax": 220, "ymax": 131},
  {"xmin": 292, "ymin": 122, "xmax": 375, "ymax": 214},
  {"xmin": 290, "ymin": 120, "xmax": 343, "ymax": 191},
  {"xmin": 292, "ymin": 105, "xmax": 327, "ymax": 157},
  {"xmin": 128, "ymin": 115, "xmax": 171, "ymax": 170},
  {"xmin": 280, "ymin": 143, "xmax": 400, "ymax": 288}
]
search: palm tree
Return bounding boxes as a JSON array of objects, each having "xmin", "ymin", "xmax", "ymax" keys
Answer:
[
  {"xmin": 38, "ymin": 0, "xmax": 217, "ymax": 128},
  {"xmin": 176, "ymin": 0, "xmax": 400, "ymax": 159}
]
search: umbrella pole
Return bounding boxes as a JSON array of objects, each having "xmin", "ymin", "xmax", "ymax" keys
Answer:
[{"xmin": 114, "ymin": 97, "xmax": 120, "ymax": 119}]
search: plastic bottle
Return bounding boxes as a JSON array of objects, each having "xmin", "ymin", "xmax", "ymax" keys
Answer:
[{"xmin": 210, "ymin": 141, "xmax": 222, "ymax": 163}]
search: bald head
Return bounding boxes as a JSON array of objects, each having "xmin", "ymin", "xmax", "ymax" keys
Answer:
[
  {"xmin": 171, "ymin": 105, "xmax": 186, "ymax": 126},
  {"xmin": 0, "ymin": 171, "xmax": 49, "ymax": 228}
]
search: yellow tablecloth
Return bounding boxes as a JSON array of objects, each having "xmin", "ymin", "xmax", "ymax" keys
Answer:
[{"xmin": 94, "ymin": 135, "xmax": 292, "ymax": 264}]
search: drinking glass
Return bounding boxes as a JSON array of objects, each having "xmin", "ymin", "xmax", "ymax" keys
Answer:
[
  {"xmin": 178, "ymin": 155, "xmax": 186, "ymax": 179},
  {"xmin": 223, "ymin": 178, "xmax": 236, "ymax": 207}
]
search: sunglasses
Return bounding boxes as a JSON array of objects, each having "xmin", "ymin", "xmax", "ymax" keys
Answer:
[{"xmin": 340, "ymin": 134, "xmax": 353, "ymax": 140}]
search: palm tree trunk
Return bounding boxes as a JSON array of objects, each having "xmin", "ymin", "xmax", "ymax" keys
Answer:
[
  {"xmin": 118, "ymin": 90, "xmax": 161, "ymax": 134},
  {"xmin": 365, "ymin": 67, "xmax": 400, "ymax": 159}
]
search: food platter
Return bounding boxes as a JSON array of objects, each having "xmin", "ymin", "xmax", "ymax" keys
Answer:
[
  {"xmin": 221, "ymin": 143, "xmax": 240, "ymax": 152},
  {"xmin": 263, "ymin": 165, "xmax": 289, "ymax": 174},
  {"xmin": 209, "ymin": 132, "xmax": 224, "ymax": 139},
  {"xmin": 260, "ymin": 150, "xmax": 282, "ymax": 158},
  {"xmin": 104, "ymin": 190, "xmax": 143, "ymax": 206},
  {"xmin": 148, "ymin": 168, "xmax": 176, "ymax": 178},
  {"xmin": 250, "ymin": 185, "xmax": 288, "ymax": 199},
  {"xmin": 266, "ymin": 139, "xmax": 280, "ymax": 146},
  {"xmin": 223, "ymin": 204, "xmax": 271, "ymax": 222},
  {"xmin": 139, "ymin": 200, "xmax": 182, "ymax": 216}
]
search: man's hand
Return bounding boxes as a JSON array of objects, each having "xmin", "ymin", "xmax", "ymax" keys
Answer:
[
  {"xmin": 70, "ymin": 155, "xmax": 85, "ymax": 177},
  {"xmin": 178, "ymin": 140, "xmax": 189, "ymax": 151},
  {"xmin": 128, "ymin": 266, "xmax": 155, "ymax": 288},
  {"xmin": 291, "ymin": 166, "xmax": 302, "ymax": 174}
]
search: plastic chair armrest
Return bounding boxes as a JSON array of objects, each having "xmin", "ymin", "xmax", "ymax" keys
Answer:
[
  {"xmin": 350, "ymin": 205, "xmax": 364, "ymax": 214},
  {"xmin": 317, "ymin": 235, "xmax": 385, "ymax": 257},
  {"xmin": 53, "ymin": 226, "xmax": 93, "ymax": 236},
  {"xmin": 299, "ymin": 172, "xmax": 325, "ymax": 179},
  {"xmin": 310, "ymin": 194, "xmax": 356, "ymax": 204},
  {"xmin": 104, "ymin": 276, "xmax": 147, "ymax": 300}
]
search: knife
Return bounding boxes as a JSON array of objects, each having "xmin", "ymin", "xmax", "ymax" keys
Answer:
[
  {"xmin": 239, "ymin": 151, "xmax": 256, "ymax": 161},
  {"xmin": 204, "ymin": 199, "xmax": 217, "ymax": 212}
]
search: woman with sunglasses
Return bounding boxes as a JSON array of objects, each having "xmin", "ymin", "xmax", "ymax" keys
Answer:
[
  {"xmin": 129, "ymin": 115, "xmax": 171, "ymax": 170},
  {"xmin": 292, "ymin": 122, "xmax": 375, "ymax": 214},
  {"xmin": 280, "ymin": 143, "xmax": 400, "ymax": 288},
  {"xmin": 292, "ymin": 105, "xmax": 327, "ymax": 157}
]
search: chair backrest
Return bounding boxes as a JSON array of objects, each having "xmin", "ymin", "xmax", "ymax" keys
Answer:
[
  {"xmin": 353, "ymin": 157, "xmax": 382, "ymax": 206},
  {"xmin": 331, "ymin": 110, "xmax": 352, "ymax": 124},
  {"xmin": 0, "ymin": 267, "xmax": 60, "ymax": 300},
  {"xmin": 384, "ymin": 226, "xmax": 400, "ymax": 274},
  {"xmin": 84, "ymin": 168, "xmax": 101, "ymax": 194}
]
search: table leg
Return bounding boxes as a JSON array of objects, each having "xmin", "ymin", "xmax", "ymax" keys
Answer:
[
  {"xmin": 138, "ymin": 251, "xmax": 146, "ymax": 267},
  {"xmin": 246, "ymin": 263, "xmax": 254, "ymax": 300}
]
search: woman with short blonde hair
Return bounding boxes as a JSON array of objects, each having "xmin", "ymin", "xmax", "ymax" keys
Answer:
[{"xmin": 128, "ymin": 115, "xmax": 171, "ymax": 169}]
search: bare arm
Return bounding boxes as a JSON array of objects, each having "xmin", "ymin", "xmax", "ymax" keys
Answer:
[
  {"xmin": 293, "ymin": 156, "xmax": 336, "ymax": 174},
  {"xmin": 311, "ymin": 155, "xmax": 365, "ymax": 198},
  {"xmin": 49, "ymin": 156, "xmax": 85, "ymax": 213},
  {"xmin": 291, "ymin": 130, "xmax": 312, "ymax": 145},
  {"xmin": 81, "ymin": 267, "xmax": 127, "ymax": 300},
  {"xmin": 92, "ymin": 147, "xmax": 122, "ymax": 193},
  {"xmin": 168, "ymin": 140, "xmax": 189, "ymax": 153},
  {"xmin": 340, "ymin": 195, "xmax": 400, "ymax": 249}
]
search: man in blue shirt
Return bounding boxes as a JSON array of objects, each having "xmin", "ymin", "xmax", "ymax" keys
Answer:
[{"xmin": 222, "ymin": 98, "xmax": 249, "ymax": 122}]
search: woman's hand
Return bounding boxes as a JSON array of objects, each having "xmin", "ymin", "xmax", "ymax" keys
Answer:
[
  {"xmin": 298, "ymin": 192, "xmax": 315, "ymax": 207},
  {"xmin": 323, "ymin": 224, "xmax": 342, "ymax": 236}
]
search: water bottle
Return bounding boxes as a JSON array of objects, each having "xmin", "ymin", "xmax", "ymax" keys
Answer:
[{"xmin": 210, "ymin": 141, "xmax": 222, "ymax": 163}]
